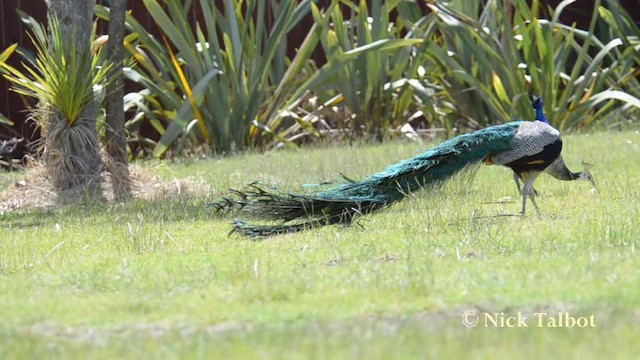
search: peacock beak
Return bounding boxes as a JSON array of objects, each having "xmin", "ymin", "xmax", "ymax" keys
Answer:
[
  {"xmin": 581, "ymin": 160, "xmax": 594, "ymax": 171},
  {"xmin": 579, "ymin": 160, "xmax": 596, "ymax": 188}
]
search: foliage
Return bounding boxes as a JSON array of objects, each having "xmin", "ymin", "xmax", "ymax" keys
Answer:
[
  {"xmin": 0, "ymin": 16, "xmax": 110, "ymax": 128},
  {"xmin": 0, "ymin": 114, "xmax": 13, "ymax": 127},
  {"xmin": 2, "ymin": 0, "xmax": 640, "ymax": 161},
  {"xmin": 278, "ymin": 0, "xmax": 437, "ymax": 141},
  {"xmin": 0, "ymin": 44, "xmax": 18, "ymax": 126},
  {"xmin": 96, "ymin": 0, "xmax": 318, "ymax": 156},
  {"xmin": 98, "ymin": 0, "xmax": 425, "ymax": 157},
  {"xmin": 257, "ymin": 0, "xmax": 427, "ymax": 147},
  {"xmin": 111, "ymin": 0, "xmax": 640, "ymax": 157},
  {"xmin": 0, "ymin": 43, "xmax": 16, "ymax": 65},
  {"xmin": 594, "ymin": 0, "xmax": 640, "ymax": 121},
  {"xmin": 419, "ymin": 0, "xmax": 640, "ymax": 131}
]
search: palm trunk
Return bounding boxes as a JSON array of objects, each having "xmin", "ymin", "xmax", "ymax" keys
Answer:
[{"xmin": 105, "ymin": 0, "xmax": 131, "ymax": 199}]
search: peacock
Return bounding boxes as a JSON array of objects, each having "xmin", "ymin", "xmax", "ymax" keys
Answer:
[
  {"xmin": 214, "ymin": 96, "xmax": 569, "ymax": 237},
  {"xmin": 511, "ymin": 96, "xmax": 595, "ymax": 195}
]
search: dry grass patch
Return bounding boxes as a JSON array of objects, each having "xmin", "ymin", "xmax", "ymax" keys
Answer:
[{"xmin": 0, "ymin": 164, "xmax": 210, "ymax": 214}]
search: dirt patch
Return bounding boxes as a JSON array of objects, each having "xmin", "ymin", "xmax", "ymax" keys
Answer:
[{"xmin": 0, "ymin": 164, "xmax": 210, "ymax": 214}]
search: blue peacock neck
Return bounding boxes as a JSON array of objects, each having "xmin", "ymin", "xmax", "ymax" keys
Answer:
[{"xmin": 535, "ymin": 106, "xmax": 548, "ymax": 124}]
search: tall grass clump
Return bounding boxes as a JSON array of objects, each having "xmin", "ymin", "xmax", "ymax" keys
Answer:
[
  {"xmin": 285, "ymin": 0, "xmax": 437, "ymax": 141},
  {"xmin": 419, "ymin": 0, "xmax": 640, "ymax": 131},
  {"xmin": 100, "ymin": 0, "xmax": 430, "ymax": 156},
  {"xmin": 98, "ymin": 0, "xmax": 320, "ymax": 156}
]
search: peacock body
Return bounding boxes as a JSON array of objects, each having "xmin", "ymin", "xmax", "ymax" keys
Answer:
[
  {"xmin": 511, "ymin": 96, "xmax": 595, "ymax": 194},
  {"xmin": 215, "ymin": 116, "xmax": 566, "ymax": 237}
]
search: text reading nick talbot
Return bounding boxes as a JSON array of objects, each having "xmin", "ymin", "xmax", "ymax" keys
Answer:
[{"xmin": 462, "ymin": 311, "xmax": 597, "ymax": 328}]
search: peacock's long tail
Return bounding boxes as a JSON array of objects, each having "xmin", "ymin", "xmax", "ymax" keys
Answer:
[{"xmin": 214, "ymin": 122, "xmax": 523, "ymax": 237}]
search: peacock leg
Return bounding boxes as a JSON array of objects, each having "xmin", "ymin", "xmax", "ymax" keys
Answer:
[
  {"xmin": 520, "ymin": 173, "xmax": 541, "ymax": 217},
  {"xmin": 513, "ymin": 173, "xmax": 522, "ymax": 194},
  {"xmin": 528, "ymin": 191, "xmax": 541, "ymax": 217},
  {"xmin": 520, "ymin": 187, "xmax": 528, "ymax": 217}
]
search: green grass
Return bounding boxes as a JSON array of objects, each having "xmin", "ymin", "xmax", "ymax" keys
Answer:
[{"xmin": 1, "ymin": 130, "xmax": 640, "ymax": 359}]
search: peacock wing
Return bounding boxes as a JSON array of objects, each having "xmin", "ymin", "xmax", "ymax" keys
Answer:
[{"xmin": 489, "ymin": 121, "xmax": 561, "ymax": 165}]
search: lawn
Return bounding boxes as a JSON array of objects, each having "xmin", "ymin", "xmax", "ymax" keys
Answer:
[{"xmin": 1, "ymin": 130, "xmax": 639, "ymax": 359}]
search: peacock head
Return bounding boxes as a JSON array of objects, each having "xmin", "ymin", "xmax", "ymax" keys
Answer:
[
  {"xmin": 576, "ymin": 171, "xmax": 595, "ymax": 186},
  {"xmin": 530, "ymin": 94, "xmax": 548, "ymax": 124},
  {"xmin": 576, "ymin": 161, "xmax": 596, "ymax": 187}
]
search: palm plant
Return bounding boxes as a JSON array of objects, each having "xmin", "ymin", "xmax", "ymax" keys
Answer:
[{"xmin": 0, "ymin": 15, "xmax": 110, "ymax": 190}]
